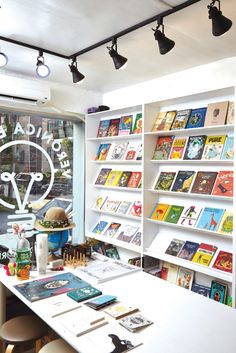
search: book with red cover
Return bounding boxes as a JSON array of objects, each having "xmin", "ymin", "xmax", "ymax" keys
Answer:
[
  {"xmin": 212, "ymin": 250, "xmax": 232, "ymax": 273},
  {"xmin": 211, "ymin": 170, "xmax": 233, "ymax": 197},
  {"xmin": 128, "ymin": 201, "xmax": 142, "ymax": 217},
  {"xmin": 97, "ymin": 119, "xmax": 111, "ymax": 138},
  {"xmin": 190, "ymin": 171, "xmax": 218, "ymax": 195},
  {"xmin": 127, "ymin": 172, "xmax": 142, "ymax": 188},
  {"xmin": 107, "ymin": 118, "xmax": 120, "ymax": 136}
]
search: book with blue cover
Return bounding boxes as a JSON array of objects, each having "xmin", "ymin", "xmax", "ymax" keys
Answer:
[
  {"xmin": 191, "ymin": 283, "xmax": 210, "ymax": 297},
  {"xmin": 221, "ymin": 135, "xmax": 234, "ymax": 160},
  {"xmin": 177, "ymin": 241, "xmax": 199, "ymax": 260},
  {"xmin": 185, "ymin": 107, "xmax": 207, "ymax": 129},
  {"xmin": 92, "ymin": 220, "xmax": 109, "ymax": 234},
  {"xmin": 196, "ymin": 207, "xmax": 225, "ymax": 231},
  {"xmin": 171, "ymin": 170, "xmax": 195, "ymax": 193}
]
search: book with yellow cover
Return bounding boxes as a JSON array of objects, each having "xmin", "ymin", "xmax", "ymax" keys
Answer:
[
  {"xmin": 202, "ymin": 135, "xmax": 227, "ymax": 160},
  {"xmin": 191, "ymin": 243, "xmax": 217, "ymax": 266},
  {"xmin": 169, "ymin": 137, "xmax": 187, "ymax": 159},
  {"xmin": 104, "ymin": 171, "xmax": 123, "ymax": 187},
  {"xmin": 149, "ymin": 203, "xmax": 170, "ymax": 221},
  {"xmin": 151, "ymin": 111, "xmax": 176, "ymax": 132}
]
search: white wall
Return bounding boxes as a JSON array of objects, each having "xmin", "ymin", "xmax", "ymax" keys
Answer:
[{"xmin": 102, "ymin": 57, "xmax": 236, "ymax": 108}]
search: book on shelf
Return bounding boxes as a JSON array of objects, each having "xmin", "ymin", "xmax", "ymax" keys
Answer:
[
  {"xmin": 176, "ymin": 267, "xmax": 194, "ymax": 290},
  {"xmin": 132, "ymin": 113, "xmax": 142, "ymax": 134},
  {"xmin": 119, "ymin": 313, "xmax": 153, "ymax": 332},
  {"xmin": 128, "ymin": 201, "xmax": 142, "ymax": 217},
  {"xmin": 185, "ymin": 107, "xmax": 207, "ymax": 129},
  {"xmin": 149, "ymin": 203, "xmax": 170, "ymax": 221},
  {"xmin": 104, "ymin": 245, "xmax": 120, "ymax": 260},
  {"xmin": 104, "ymin": 170, "xmax": 123, "ymax": 187},
  {"xmin": 217, "ymin": 211, "xmax": 233, "ymax": 236},
  {"xmin": 94, "ymin": 168, "xmax": 112, "ymax": 185},
  {"xmin": 128, "ymin": 256, "xmax": 142, "ymax": 267},
  {"xmin": 135, "ymin": 143, "xmax": 142, "ymax": 160},
  {"xmin": 201, "ymin": 135, "xmax": 227, "ymax": 160},
  {"xmin": 196, "ymin": 207, "xmax": 225, "ymax": 232},
  {"xmin": 152, "ymin": 135, "xmax": 174, "ymax": 160},
  {"xmin": 104, "ymin": 303, "xmax": 139, "ymax": 320},
  {"xmin": 153, "ymin": 171, "xmax": 176, "ymax": 191},
  {"xmin": 92, "ymin": 220, "xmax": 109, "ymax": 235},
  {"xmin": 127, "ymin": 172, "xmax": 142, "ymax": 188},
  {"xmin": 226, "ymin": 101, "xmax": 234, "ymax": 125},
  {"xmin": 107, "ymin": 118, "xmax": 120, "ymax": 136},
  {"xmin": 212, "ymin": 250, "xmax": 232, "ymax": 273},
  {"xmin": 171, "ymin": 170, "xmax": 195, "ymax": 193},
  {"xmin": 116, "ymin": 201, "xmax": 132, "ymax": 215},
  {"xmin": 204, "ymin": 101, "xmax": 229, "ymax": 127},
  {"xmin": 118, "ymin": 115, "xmax": 133, "ymax": 135},
  {"xmin": 183, "ymin": 135, "xmax": 207, "ymax": 160},
  {"xmin": 211, "ymin": 170, "xmax": 233, "ymax": 197},
  {"xmin": 109, "ymin": 142, "xmax": 129, "ymax": 160},
  {"xmin": 130, "ymin": 230, "xmax": 142, "ymax": 246},
  {"xmin": 92, "ymin": 195, "xmax": 108, "ymax": 210},
  {"xmin": 177, "ymin": 241, "xmax": 199, "ymax": 261},
  {"xmin": 124, "ymin": 140, "xmax": 140, "ymax": 160},
  {"xmin": 191, "ymin": 242, "xmax": 218, "ymax": 266},
  {"xmin": 191, "ymin": 283, "xmax": 210, "ymax": 297},
  {"xmin": 221, "ymin": 135, "xmax": 234, "ymax": 160},
  {"xmin": 101, "ymin": 198, "xmax": 121, "ymax": 213},
  {"xmin": 163, "ymin": 205, "xmax": 184, "ymax": 224},
  {"xmin": 103, "ymin": 222, "xmax": 122, "ymax": 237},
  {"xmin": 117, "ymin": 171, "xmax": 132, "ymax": 187},
  {"xmin": 226, "ymin": 295, "xmax": 232, "ymax": 307},
  {"xmin": 116, "ymin": 224, "xmax": 139, "ymax": 243},
  {"xmin": 165, "ymin": 238, "xmax": 185, "ymax": 256},
  {"xmin": 151, "ymin": 110, "xmax": 177, "ymax": 131},
  {"xmin": 161, "ymin": 261, "xmax": 179, "ymax": 284},
  {"xmin": 177, "ymin": 205, "xmax": 202, "ymax": 228},
  {"xmin": 97, "ymin": 119, "xmax": 111, "ymax": 138},
  {"xmin": 85, "ymin": 295, "xmax": 117, "ymax": 310},
  {"xmin": 171, "ymin": 109, "xmax": 191, "ymax": 130},
  {"xmin": 169, "ymin": 137, "xmax": 187, "ymax": 160},
  {"xmin": 190, "ymin": 171, "xmax": 218, "ymax": 195},
  {"xmin": 95, "ymin": 143, "xmax": 111, "ymax": 160},
  {"xmin": 210, "ymin": 280, "xmax": 227, "ymax": 304}
]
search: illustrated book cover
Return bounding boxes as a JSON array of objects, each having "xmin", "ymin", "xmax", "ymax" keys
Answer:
[
  {"xmin": 92, "ymin": 220, "xmax": 109, "ymax": 235},
  {"xmin": 119, "ymin": 313, "xmax": 153, "ymax": 332},
  {"xmin": 135, "ymin": 143, "xmax": 142, "ymax": 160},
  {"xmin": 130, "ymin": 230, "xmax": 142, "ymax": 247},
  {"xmin": 95, "ymin": 143, "xmax": 111, "ymax": 160},
  {"xmin": 191, "ymin": 242, "xmax": 218, "ymax": 266},
  {"xmin": 152, "ymin": 135, "xmax": 174, "ymax": 160},
  {"xmin": 163, "ymin": 205, "xmax": 184, "ymax": 224},
  {"xmin": 149, "ymin": 203, "xmax": 170, "ymax": 221},
  {"xmin": 105, "ymin": 245, "xmax": 120, "ymax": 260},
  {"xmin": 201, "ymin": 135, "xmax": 227, "ymax": 160},
  {"xmin": 109, "ymin": 142, "xmax": 129, "ymax": 160},
  {"xmin": 177, "ymin": 205, "xmax": 202, "ymax": 228},
  {"xmin": 210, "ymin": 280, "xmax": 227, "ymax": 304},
  {"xmin": 116, "ymin": 225, "xmax": 139, "ymax": 243},
  {"xmin": 116, "ymin": 201, "xmax": 132, "ymax": 215},
  {"xmin": 221, "ymin": 135, "xmax": 234, "ymax": 160},
  {"xmin": 190, "ymin": 171, "xmax": 218, "ymax": 195},
  {"xmin": 171, "ymin": 170, "xmax": 195, "ymax": 193},
  {"xmin": 191, "ymin": 283, "xmax": 210, "ymax": 297},
  {"xmin": 94, "ymin": 168, "xmax": 112, "ymax": 185},
  {"xmin": 177, "ymin": 241, "xmax": 199, "ymax": 260},
  {"xmin": 176, "ymin": 267, "xmax": 194, "ymax": 290},
  {"xmin": 67, "ymin": 286, "xmax": 102, "ymax": 303},
  {"xmin": 165, "ymin": 238, "xmax": 185, "ymax": 256},
  {"xmin": 103, "ymin": 222, "xmax": 122, "ymax": 238},
  {"xmin": 211, "ymin": 170, "xmax": 233, "ymax": 197},
  {"xmin": 169, "ymin": 137, "xmax": 187, "ymax": 160},
  {"xmin": 185, "ymin": 107, "xmax": 207, "ymax": 129},
  {"xmin": 196, "ymin": 207, "xmax": 225, "ymax": 231},
  {"xmin": 151, "ymin": 110, "xmax": 177, "ymax": 131},
  {"xmin": 161, "ymin": 262, "xmax": 179, "ymax": 284},
  {"xmin": 132, "ymin": 113, "xmax": 142, "ymax": 134},
  {"xmin": 101, "ymin": 199, "xmax": 121, "ymax": 213},
  {"xmin": 117, "ymin": 171, "xmax": 132, "ymax": 187},
  {"xmin": 217, "ymin": 211, "xmax": 233, "ymax": 236},
  {"xmin": 212, "ymin": 250, "xmax": 232, "ymax": 273},
  {"xmin": 124, "ymin": 140, "xmax": 140, "ymax": 160},
  {"xmin": 104, "ymin": 170, "xmax": 123, "ymax": 187},
  {"xmin": 171, "ymin": 109, "xmax": 191, "ymax": 130},
  {"xmin": 183, "ymin": 135, "xmax": 206, "ymax": 160},
  {"xmin": 128, "ymin": 201, "xmax": 142, "ymax": 217},
  {"xmin": 226, "ymin": 101, "xmax": 234, "ymax": 125},
  {"xmin": 104, "ymin": 303, "xmax": 139, "ymax": 320},
  {"xmin": 204, "ymin": 100, "xmax": 229, "ymax": 127},
  {"xmin": 118, "ymin": 115, "xmax": 133, "ymax": 135},
  {"xmin": 92, "ymin": 195, "xmax": 108, "ymax": 210},
  {"xmin": 127, "ymin": 172, "xmax": 142, "ymax": 188},
  {"xmin": 107, "ymin": 118, "xmax": 120, "ymax": 136},
  {"xmin": 97, "ymin": 119, "xmax": 111, "ymax": 138},
  {"xmin": 153, "ymin": 171, "xmax": 176, "ymax": 191}
]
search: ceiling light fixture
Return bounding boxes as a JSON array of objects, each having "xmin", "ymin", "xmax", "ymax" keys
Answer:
[
  {"xmin": 0, "ymin": 51, "xmax": 8, "ymax": 67},
  {"xmin": 153, "ymin": 18, "xmax": 175, "ymax": 55},
  {"xmin": 69, "ymin": 56, "xmax": 85, "ymax": 84},
  {"xmin": 107, "ymin": 38, "xmax": 128, "ymax": 70},
  {"xmin": 36, "ymin": 50, "xmax": 51, "ymax": 78},
  {"xmin": 208, "ymin": 0, "xmax": 232, "ymax": 36}
]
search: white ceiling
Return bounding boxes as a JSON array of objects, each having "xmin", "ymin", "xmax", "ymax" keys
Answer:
[{"xmin": 0, "ymin": 0, "xmax": 235, "ymax": 93}]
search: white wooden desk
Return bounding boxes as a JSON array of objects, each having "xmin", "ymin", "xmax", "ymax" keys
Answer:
[{"xmin": 1, "ymin": 268, "xmax": 236, "ymax": 353}]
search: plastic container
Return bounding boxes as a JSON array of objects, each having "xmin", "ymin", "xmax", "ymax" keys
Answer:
[{"xmin": 16, "ymin": 233, "xmax": 31, "ymax": 280}]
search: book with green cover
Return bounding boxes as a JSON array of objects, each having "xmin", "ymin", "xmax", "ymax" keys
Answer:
[{"xmin": 164, "ymin": 205, "xmax": 184, "ymax": 224}]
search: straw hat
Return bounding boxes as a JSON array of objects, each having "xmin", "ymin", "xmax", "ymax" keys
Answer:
[{"xmin": 34, "ymin": 207, "xmax": 75, "ymax": 231}]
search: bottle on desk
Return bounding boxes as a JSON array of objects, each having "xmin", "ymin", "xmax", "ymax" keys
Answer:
[{"xmin": 16, "ymin": 232, "xmax": 31, "ymax": 280}]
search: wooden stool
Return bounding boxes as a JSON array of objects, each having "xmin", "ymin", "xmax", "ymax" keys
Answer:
[
  {"xmin": 0, "ymin": 314, "xmax": 49, "ymax": 353},
  {"xmin": 39, "ymin": 338, "xmax": 77, "ymax": 353}
]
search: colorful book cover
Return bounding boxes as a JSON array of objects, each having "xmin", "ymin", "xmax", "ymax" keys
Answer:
[
  {"xmin": 95, "ymin": 143, "xmax": 111, "ymax": 160},
  {"xmin": 104, "ymin": 170, "xmax": 123, "ymax": 187},
  {"xmin": 183, "ymin": 135, "xmax": 207, "ymax": 160},
  {"xmin": 191, "ymin": 283, "xmax": 210, "ymax": 297},
  {"xmin": 94, "ymin": 168, "xmax": 112, "ymax": 185},
  {"xmin": 161, "ymin": 262, "xmax": 179, "ymax": 284},
  {"xmin": 124, "ymin": 141, "xmax": 140, "ymax": 160},
  {"xmin": 176, "ymin": 267, "xmax": 194, "ymax": 290},
  {"xmin": 217, "ymin": 211, "xmax": 233, "ymax": 236},
  {"xmin": 204, "ymin": 101, "xmax": 229, "ymax": 127},
  {"xmin": 226, "ymin": 101, "xmax": 234, "ymax": 125},
  {"xmin": 177, "ymin": 241, "xmax": 199, "ymax": 260},
  {"xmin": 221, "ymin": 135, "xmax": 234, "ymax": 160},
  {"xmin": 177, "ymin": 205, "xmax": 202, "ymax": 228},
  {"xmin": 153, "ymin": 171, "xmax": 176, "ymax": 191},
  {"xmin": 101, "ymin": 199, "xmax": 121, "ymax": 213},
  {"xmin": 92, "ymin": 220, "xmax": 109, "ymax": 234},
  {"xmin": 116, "ymin": 201, "xmax": 132, "ymax": 215},
  {"xmin": 211, "ymin": 170, "xmax": 233, "ymax": 197},
  {"xmin": 196, "ymin": 207, "xmax": 225, "ymax": 231},
  {"xmin": 185, "ymin": 107, "xmax": 207, "ymax": 129},
  {"xmin": 165, "ymin": 238, "xmax": 185, "ymax": 256},
  {"xmin": 109, "ymin": 142, "xmax": 129, "ymax": 160},
  {"xmin": 116, "ymin": 225, "xmax": 139, "ymax": 243},
  {"xmin": 152, "ymin": 135, "xmax": 174, "ymax": 160},
  {"xmin": 128, "ymin": 201, "xmax": 142, "ymax": 217},
  {"xmin": 130, "ymin": 230, "xmax": 142, "ymax": 246},
  {"xmin": 171, "ymin": 109, "xmax": 191, "ymax": 130},
  {"xmin": 118, "ymin": 114, "xmax": 133, "ymax": 135},
  {"xmin": 97, "ymin": 119, "xmax": 111, "ymax": 138},
  {"xmin": 190, "ymin": 171, "xmax": 218, "ymax": 195},
  {"xmin": 151, "ymin": 111, "xmax": 176, "ymax": 132},
  {"xmin": 210, "ymin": 280, "xmax": 227, "ymax": 304},
  {"xmin": 104, "ymin": 304, "xmax": 139, "ymax": 319},
  {"xmin": 103, "ymin": 222, "xmax": 122, "ymax": 237},
  {"xmin": 119, "ymin": 313, "xmax": 153, "ymax": 332},
  {"xmin": 171, "ymin": 170, "xmax": 195, "ymax": 193},
  {"xmin": 127, "ymin": 172, "xmax": 142, "ymax": 188},
  {"xmin": 92, "ymin": 195, "xmax": 108, "ymax": 210},
  {"xmin": 135, "ymin": 143, "xmax": 142, "ymax": 160},
  {"xmin": 163, "ymin": 205, "xmax": 184, "ymax": 224},
  {"xmin": 202, "ymin": 135, "xmax": 227, "ymax": 160},
  {"xmin": 107, "ymin": 118, "xmax": 120, "ymax": 136},
  {"xmin": 149, "ymin": 203, "xmax": 170, "ymax": 221},
  {"xmin": 192, "ymin": 243, "xmax": 218, "ymax": 266},
  {"xmin": 212, "ymin": 251, "xmax": 232, "ymax": 273},
  {"xmin": 117, "ymin": 171, "xmax": 132, "ymax": 187},
  {"xmin": 105, "ymin": 246, "xmax": 120, "ymax": 260},
  {"xmin": 132, "ymin": 113, "xmax": 142, "ymax": 134},
  {"xmin": 169, "ymin": 137, "xmax": 187, "ymax": 160}
]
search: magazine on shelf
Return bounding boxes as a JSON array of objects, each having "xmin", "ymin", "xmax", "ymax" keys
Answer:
[
  {"xmin": 177, "ymin": 205, "xmax": 202, "ymax": 228},
  {"xmin": 210, "ymin": 280, "xmax": 227, "ymax": 304},
  {"xmin": 104, "ymin": 245, "xmax": 120, "ymax": 260},
  {"xmin": 116, "ymin": 224, "xmax": 139, "ymax": 243},
  {"xmin": 211, "ymin": 170, "xmax": 233, "ymax": 197},
  {"xmin": 153, "ymin": 171, "xmax": 176, "ymax": 191},
  {"xmin": 183, "ymin": 135, "xmax": 206, "ymax": 160},
  {"xmin": 226, "ymin": 101, "xmax": 234, "ymax": 125},
  {"xmin": 152, "ymin": 135, "xmax": 174, "ymax": 160},
  {"xmin": 135, "ymin": 143, "xmax": 142, "ymax": 160},
  {"xmin": 204, "ymin": 101, "xmax": 229, "ymax": 127},
  {"xmin": 132, "ymin": 113, "xmax": 142, "ymax": 134},
  {"xmin": 124, "ymin": 140, "xmax": 140, "ymax": 160},
  {"xmin": 152, "ymin": 110, "xmax": 176, "ymax": 131},
  {"xmin": 128, "ymin": 201, "xmax": 142, "ymax": 217},
  {"xmin": 97, "ymin": 119, "xmax": 111, "ymax": 138},
  {"xmin": 212, "ymin": 250, "xmax": 232, "ymax": 273},
  {"xmin": 104, "ymin": 171, "xmax": 123, "ymax": 187},
  {"xmin": 196, "ymin": 207, "xmax": 225, "ymax": 232},
  {"xmin": 127, "ymin": 172, "xmax": 142, "ymax": 188},
  {"xmin": 161, "ymin": 262, "xmax": 179, "ymax": 284},
  {"xmin": 185, "ymin": 107, "xmax": 207, "ymax": 129},
  {"xmin": 103, "ymin": 222, "xmax": 122, "ymax": 238},
  {"xmin": 118, "ymin": 115, "xmax": 133, "ymax": 135},
  {"xmin": 149, "ymin": 203, "xmax": 170, "ymax": 221},
  {"xmin": 163, "ymin": 205, "xmax": 184, "ymax": 224},
  {"xmin": 190, "ymin": 171, "xmax": 218, "ymax": 195},
  {"xmin": 116, "ymin": 201, "xmax": 132, "ymax": 215},
  {"xmin": 109, "ymin": 142, "xmax": 129, "ymax": 160},
  {"xmin": 176, "ymin": 267, "xmax": 194, "ymax": 290},
  {"xmin": 171, "ymin": 170, "xmax": 195, "ymax": 193},
  {"xmin": 130, "ymin": 230, "xmax": 142, "ymax": 247},
  {"xmin": 191, "ymin": 283, "xmax": 210, "ymax": 297},
  {"xmin": 177, "ymin": 241, "xmax": 199, "ymax": 261},
  {"xmin": 92, "ymin": 220, "xmax": 109, "ymax": 235},
  {"xmin": 169, "ymin": 137, "xmax": 187, "ymax": 160},
  {"xmin": 165, "ymin": 238, "xmax": 185, "ymax": 256},
  {"xmin": 192, "ymin": 243, "xmax": 218, "ymax": 266},
  {"xmin": 94, "ymin": 168, "xmax": 112, "ymax": 185},
  {"xmin": 101, "ymin": 199, "xmax": 121, "ymax": 213},
  {"xmin": 217, "ymin": 211, "xmax": 233, "ymax": 236},
  {"xmin": 201, "ymin": 135, "xmax": 227, "ymax": 160},
  {"xmin": 92, "ymin": 195, "xmax": 108, "ymax": 210},
  {"xmin": 95, "ymin": 143, "xmax": 111, "ymax": 160},
  {"xmin": 221, "ymin": 135, "xmax": 234, "ymax": 160},
  {"xmin": 171, "ymin": 109, "xmax": 191, "ymax": 130},
  {"xmin": 107, "ymin": 118, "xmax": 120, "ymax": 136},
  {"xmin": 117, "ymin": 171, "xmax": 132, "ymax": 187}
]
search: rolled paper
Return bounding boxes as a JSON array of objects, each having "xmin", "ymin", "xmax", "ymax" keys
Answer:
[{"xmin": 36, "ymin": 233, "xmax": 48, "ymax": 275}]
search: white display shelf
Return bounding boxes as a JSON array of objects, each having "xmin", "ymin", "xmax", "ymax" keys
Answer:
[
  {"xmin": 90, "ymin": 208, "xmax": 141, "ymax": 222},
  {"xmin": 93, "ymin": 185, "xmax": 142, "ymax": 193},
  {"xmin": 148, "ymin": 189, "xmax": 233, "ymax": 202},
  {"xmin": 150, "ymin": 159, "xmax": 233, "ymax": 165},
  {"xmin": 92, "ymin": 160, "xmax": 142, "ymax": 165},
  {"xmin": 87, "ymin": 133, "xmax": 142, "ymax": 142}
]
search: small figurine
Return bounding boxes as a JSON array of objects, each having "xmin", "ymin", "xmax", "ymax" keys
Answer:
[{"xmin": 4, "ymin": 262, "xmax": 16, "ymax": 276}]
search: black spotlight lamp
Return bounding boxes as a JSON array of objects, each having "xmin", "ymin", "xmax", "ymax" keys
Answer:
[
  {"xmin": 0, "ymin": 51, "xmax": 8, "ymax": 67},
  {"xmin": 208, "ymin": 0, "xmax": 232, "ymax": 36},
  {"xmin": 36, "ymin": 50, "xmax": 50, "ymax": 78},
  {"xmin": 107, "ymin": 38, "xmax": 128, "ymax": 70},
  {"xmin": 153, "ymin": 18, "xmax": 175, "ymax": 55},
  {"xmin": 69, "ymin": 56, "xmax": 85, "ymax": 84}
]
